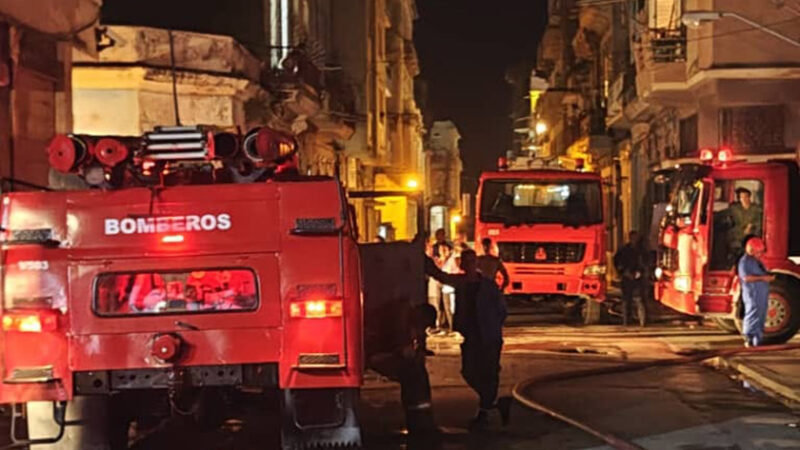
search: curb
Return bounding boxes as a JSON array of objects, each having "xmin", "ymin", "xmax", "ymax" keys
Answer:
[{"xmin": 710, "ymin": 356, "xmax": 800, "ymax": 407}]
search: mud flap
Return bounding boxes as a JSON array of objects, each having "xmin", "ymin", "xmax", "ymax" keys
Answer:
[
  {"xmin": 27, "ymin": 397, "xmax": 114, "ymax": 450},
  {"xmin": 281, "ymin": 388, "xmax": 361, "ymax": 450}
]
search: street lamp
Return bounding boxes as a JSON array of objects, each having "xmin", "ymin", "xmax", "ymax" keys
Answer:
[
  {"xmin": 681, "ymin": 10, "xmax": 800, "ymax": 48},
  {"xmin": 535, "ymin": 121, "xmax": 548, "ymax": 135},
  {"xmin": 406, "ymin": 177, "xmax": 420, "ymax": 190}
]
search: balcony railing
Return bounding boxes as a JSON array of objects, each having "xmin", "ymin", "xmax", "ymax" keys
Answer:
[{"xmin": 649, "ymin": 27, "xmax": 687, "ymax": 63}]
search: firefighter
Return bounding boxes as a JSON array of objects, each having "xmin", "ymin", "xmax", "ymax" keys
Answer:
[
  {"xmin": 738, "ymin": 237, "xmax": 774, "ymax": 347},
  {"xmin": 614, "ymin": 231, "xmax": 647, "ymax": 327},
  {"xmin": 477, "ymin": 237, "xmax": 510, "ymax": 291},
  {"xmin": 425, "ymin": 250, "xmax": 510, "ymax": 430}
]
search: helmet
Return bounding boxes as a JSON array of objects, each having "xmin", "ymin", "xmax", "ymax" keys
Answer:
[{"xmin": 745, "ymin": 237, "xmax": 766, "ymax": 255}]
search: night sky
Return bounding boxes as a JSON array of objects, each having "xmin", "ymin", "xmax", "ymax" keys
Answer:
[{"xmin": 415, "ymin": 1, "xmax": 547, "ymax": 192}]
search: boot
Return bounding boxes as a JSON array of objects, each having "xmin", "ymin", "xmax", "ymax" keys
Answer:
[{"xmin": 496, "ymin": 396, "xmax": 512, "ymax": 426}]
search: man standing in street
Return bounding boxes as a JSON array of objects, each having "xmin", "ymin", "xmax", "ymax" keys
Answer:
[
  {"xmin": 425, "ymin": 250, "xmax": 510, "ymax": 430},
  {"xmin": 614, "ymin": 231, "xmax": 647, "ymax": 327},
  {"xmin": 738, "ymin": 237, "xmax": 774, "ymax": 347},
  {"xmin": 477, "ymin": 238, "xmax": 510, "ymax": 291}
]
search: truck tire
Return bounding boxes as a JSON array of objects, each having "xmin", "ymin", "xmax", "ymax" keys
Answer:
[
  {"xmin": 761, "ymin": 278, "xmax": 800, "ymax": 345},
  {"xmin": 582, "ymin": 299, "xmax": 602, "ymax": 325},
  {"xmin": 733, "ymin": 277, "xmax": 800, "ymax": 345},
  {"xmin": 27, "ymin": 396, "xmax": 126, "ymax": 450},
  {"xmin": 712, "ymin": 317, "xmax": 739, "ymax": 334}
]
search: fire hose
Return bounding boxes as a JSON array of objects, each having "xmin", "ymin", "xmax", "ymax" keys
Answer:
[{"xmin": 511, "ymin": 342, "xmax": 800, "ymax": 450}]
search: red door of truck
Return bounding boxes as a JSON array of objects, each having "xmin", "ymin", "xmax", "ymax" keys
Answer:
[{"xmin": 658, "ymin": 175, "xmax": 713, "ymax": 315}]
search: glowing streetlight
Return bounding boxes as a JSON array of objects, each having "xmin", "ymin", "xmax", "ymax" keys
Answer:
[
  {"xmin": 682, "ymin": 11, "xmax": 800, "ymax": 47},
  {"xmin": 451, "ymin": 214, "xmax": 462, "ymax": 224},
  {"xmin": 535, "ymin": 121, "xmax": 547, "ymax": 135},
  {"xmin": 406, "ymin": 178, "xmax": 420, "ymax": 190}
]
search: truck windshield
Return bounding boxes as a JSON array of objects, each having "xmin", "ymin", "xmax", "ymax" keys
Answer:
[
  {"xmin": 94, "ymin": 268, "xmax": 258, "ymax": 316},
  {"xmin": 479, "ymin": 179, "xmax": 603, "ymax": 226},
  {"xmin": 672, "ymin": 179, "xmax": 702, "ymax": 217}
]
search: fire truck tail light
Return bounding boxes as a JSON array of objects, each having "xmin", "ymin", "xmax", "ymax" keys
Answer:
[
  {"xmin": 2, "ymin": 311, "xmax": 58, "ymax": 333},
  {"xmin": 717, "ymin": 148, "xmax": 733, "ymax": 163},
  {"xmin": 699, "ymin": 149, "xmax": 714, "ymax": 162},
  {"xmin": 290, "ymin": 300, "xmax": 343, "ymax": 319}
]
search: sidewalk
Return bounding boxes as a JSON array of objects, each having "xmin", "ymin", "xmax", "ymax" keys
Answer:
[{"xmin": 714, "ymin": 346, "xmax": 800, "ymax": 407}]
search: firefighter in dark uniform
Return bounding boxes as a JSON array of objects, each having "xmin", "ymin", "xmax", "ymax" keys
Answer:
[
  {"xmin": 614, "ymin": 231, "xmax": 647, "ymax": 327},
  {"xmin": 366, "ymin": 299, "xmax": 438, "ymax": 436}
]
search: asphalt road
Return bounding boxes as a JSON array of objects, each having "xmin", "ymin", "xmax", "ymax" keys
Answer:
[{"xmin": 2, "ymin": 317, "xmax": 798, "ymax": 449}]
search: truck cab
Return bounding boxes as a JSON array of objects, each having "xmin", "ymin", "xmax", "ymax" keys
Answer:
[
  {"xmin": 475, "ymin": 167, "xmax": 607, "ymax": 312},
  {"xmin": 654, "ymin": 149, "xmax": 800, "ymax": 344}
]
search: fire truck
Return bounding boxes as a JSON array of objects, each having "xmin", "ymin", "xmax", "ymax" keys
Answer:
[
  {"xmin": 654, "ymin": 148, "xmax": 800, "ymax": 344},
  {"xmin": 475, "ymin": 157, "xmax": 607, "ymax": 319},
  {"xmin": 0, "ymin": 126, "xmax": 366, "ymax": 449}
]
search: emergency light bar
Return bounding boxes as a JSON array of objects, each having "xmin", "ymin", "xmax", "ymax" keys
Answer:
[
  {"xmin": 699, "ymin": 147, "xmax": 735, "ymax": 165},
  {"xmin": 142, "ymin": 126, "xmax": 214, "ymax": 161}
]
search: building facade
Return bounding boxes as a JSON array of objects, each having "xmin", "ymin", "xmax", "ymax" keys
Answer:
[
  {"xmin": 535, "ymin": 0, "xmax": 800, "ymax": 257},
  {"xmin": 332, "ymin": 0, "xmax": 425, "ymax": 241},
  {"xmin": 424, "ymin": 120, "xmax": 462, "ymax": 238},
  {"xmin": 0, "ymin": 0, "xmax": 101, "ymax": 188},
  {"xmin": 70, "ymin": 0, "xmax": 427, "ymax": 242}
]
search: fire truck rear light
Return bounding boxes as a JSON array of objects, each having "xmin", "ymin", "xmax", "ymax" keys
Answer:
[
  {"xmin": 161, "ymin": 234, "xmax": 185, "ymax": 243},
  {"xmin": 290, "ymin": 300, "xmax": 343, "ymax": 319},
  {"xmin": 717, "ymin": 148, "xmax": 733, "ymax": 162},
  {"xmin": 2, "ymin": 311, "xmax": 58, "ymax": 333},
  {"xmin": 699, "ymin": 149, "xmax": 714, "ymax": 162}
]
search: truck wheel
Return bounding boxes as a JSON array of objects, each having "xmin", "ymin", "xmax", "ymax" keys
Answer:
[
  {"xmin": 582, "ymin": 299, "xmax": 602, "ymax": 325},
  {"xmin": 27, "ymin": 396, "xmax": 127, "ymax": 450},
  {"xmin": 761, "ymin": 278, "xmax": 800, "ymax": 345},
  {"xmin": 733, "ymin": 278, "xmax": 800, "ymax": 345},
  {"xmin": 711, "ymin": 317, "xmax": 739, "ymax": 334}
]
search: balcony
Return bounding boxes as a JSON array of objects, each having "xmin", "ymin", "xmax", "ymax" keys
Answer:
[{"xmin": 634, "ymin": 27, "xmax": 692, "ymax": 104}]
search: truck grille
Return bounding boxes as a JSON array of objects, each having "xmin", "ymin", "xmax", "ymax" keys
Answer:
[
  {"xmin": 498, "ymin": 242, "xmax": 586, "ymax": 264},
  {"xmin": 658, "ymin": 246, "xmax": 679, "ymax": 271}
]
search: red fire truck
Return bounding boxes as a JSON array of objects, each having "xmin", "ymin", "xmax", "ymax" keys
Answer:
[
  {"xmin": 654, "ymin": 148, "xmax": 800, "ymax": 344},
  {"xmin": 475, "ymin": 160, "xmax": 607, "ymax": 317},
  {"xmin": 0, "ymin": 126, "xmax": 364, "ymax": 449}
]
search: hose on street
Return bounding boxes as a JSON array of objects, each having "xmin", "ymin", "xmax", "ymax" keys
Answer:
[{"xmin": 512, "ymin": 342, "xmax": 800, "ymax": 450}]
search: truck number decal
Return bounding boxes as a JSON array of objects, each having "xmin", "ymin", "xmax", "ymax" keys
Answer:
[{"xmin": 17, "ymin": 260, "xmax": 49, "ymax": 271}]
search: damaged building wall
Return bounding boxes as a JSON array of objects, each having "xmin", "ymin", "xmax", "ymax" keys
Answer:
[
  {"xmin": 72, "ymin": 26, "xmax": 267, "ymax": 136},
  {"xmin": 0, "ymin": 0, "xmax": 101, "ymax": 187}
]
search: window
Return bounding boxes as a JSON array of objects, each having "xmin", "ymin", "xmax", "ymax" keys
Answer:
[
  {"xmin": 648, "ymin": 0, "xmax": 681, "ymax": 30},
  {"xmin": 479, "ymin": 179, "xmax": 603, "ymax": 226},
  {"xmin": 679, "ymin": 115, "xmax": 697, "ymax": 157},
  {"xmin": 720, "ymin": 105, "xmax": 785, "ymax": 154},
  {"xmin": 94, "ymin": 268, "xmax": 258, "ymax": 316},
  {"xmin": 270, "ymin": 0, "xmax": 292, "ymax": 67},
  {"xmin": 710, "ymin": 179, "xmax": 765, "ymax": 269},
  {"xmin": 674, "ymin": 180, "xmax": 701, "ymax": 217}
]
